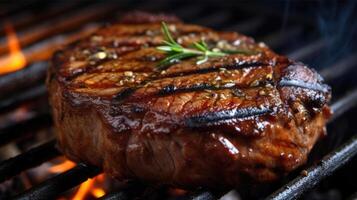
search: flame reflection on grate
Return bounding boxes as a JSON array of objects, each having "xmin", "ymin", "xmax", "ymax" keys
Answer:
[
  {"xmin": 49, "ymin": 159, "xmax": 106, "ymax": 199},
  {"xmin": 0, "ymin": 23, "xmax": 26, "ymax": 75}
]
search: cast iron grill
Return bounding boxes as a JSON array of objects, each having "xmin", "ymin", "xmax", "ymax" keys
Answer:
[{"xmin": 0, "ymin": 0, "xmax": 356, "ymax": 199}]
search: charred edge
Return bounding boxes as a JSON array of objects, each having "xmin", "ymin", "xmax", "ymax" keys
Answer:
[
  {"xmin": 52, "ymin": 50, "xmax": 65, "ymax": 70},
  {"xmin": 186, "ymin": 107, "xmax": 272, "ymax": 128},
  {"xmin": 279, "ymin": 79, "xmax": 331, "ymax": 93},
  {"xmin": 112, "ymin": 87, "xmax": 136, "ymax": 103},
  {"xmin": 162, "ymin": 61, "xmax": 266, "ymax": 78}
]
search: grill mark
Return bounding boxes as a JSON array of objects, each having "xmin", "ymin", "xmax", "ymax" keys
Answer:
[
  {"xmin": 161, "ymin": 61, "xmax": 266, "ymax": 78},
  {"xmin": 107, "ymin": 24, "xmax": 282, "ymax": 104},
  {"xmin": 140, "ymin": 78, "xmax": 273, "ymax": 101},
  {"xmin": 279, "ymin": 79, "xmax": 330, "ymax": 93},
  {"xmin": 111, "ymin": 61, "xmax": 269, "ymax": 103},
  {"xmin": 70, "ymin": 26, "xmax": 270, "ymax": 103},
  {"xmin": 154, "ymin": 77, "xmax": 275, "ymax": 97},
  {"xmin": 186, "ymin": 107, "xmax": 272, "ymax": 128},
  {"xmin": 109, "ymin": 61, "xmax": 266, "ymax": 83},
  {"xmin": 158, "ymin": 83, "xmax": 235, "ymax": 96},
  {"xmin": 63, "ymin": 22, "xmax": 262, "ymax": 83},
  {"xmin": 65, "ymin": 29, "xmax": 239, "ymax": 84}
]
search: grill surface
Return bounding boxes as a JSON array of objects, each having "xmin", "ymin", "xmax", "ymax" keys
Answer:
[{"xmin": 0, "ymin": 0, "xmax": 356, "ymax": 199}]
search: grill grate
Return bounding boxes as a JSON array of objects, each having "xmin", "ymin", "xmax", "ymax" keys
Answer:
[
  {"xmin": 268, "ymin": 134, "xmax": 357, "ymax": 200},
  {"xmin": 0, "ymin": 0, "xmax": 356, "ymax": 199}
]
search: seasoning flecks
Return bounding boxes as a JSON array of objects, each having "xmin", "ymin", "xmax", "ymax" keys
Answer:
[
  {"xmin": 91, "ymin": 35, "xmax": 103, "ymax": 42},
  {"xmin": 232, "ymin": 88, "xmax": 245, "ymax": 97},
  {"xmin": 220, "ymin": 93, "xmax": 227, "ymax": 100},
  {"xmin": 94, "ymin": 51, "xmax": 107, "ymax": 60},
  {"xmin": 259, "ymin": 90, "xmax": 267, "ymax": 96},
  {"xmin": 250, "ymin": 80, "xmax": 260, "ymax": 87},
  {"xmin": 266, "ymin": 73, "xmax": 273, "ymax": 80},
  {"xmin": 124, "ymin": 71, "xmax": 134, "ymax": 77}
]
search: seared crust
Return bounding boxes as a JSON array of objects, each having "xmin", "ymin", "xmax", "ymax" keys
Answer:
[{"xmin": 47, "ymin": 13, "xmax": 331, "ymax": 188}]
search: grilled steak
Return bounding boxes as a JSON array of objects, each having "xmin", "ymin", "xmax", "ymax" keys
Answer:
[{"xmin": 47, "ymin": 12, "xmax": 332, "ymax": 188}]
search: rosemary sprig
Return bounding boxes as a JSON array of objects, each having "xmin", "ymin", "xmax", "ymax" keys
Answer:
[{"xmin": 156, "ymin": 22, "xmax": 227, "ymax": 68}]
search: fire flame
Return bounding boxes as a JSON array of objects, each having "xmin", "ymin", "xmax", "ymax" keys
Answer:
[
  {"xmin": 72, "ymin": 174, "xmax": 105, "ymax": 200},
  {"xmin": 49, "ymin": 159, "xmax": 106, "ymax": 199},
  {"xmin": 48, "ymin": 160, "xmax": 76, "ymax": 173},
  {"xmin": 0, "ymin": 23, "xmax": 26, "ymax": 75}
]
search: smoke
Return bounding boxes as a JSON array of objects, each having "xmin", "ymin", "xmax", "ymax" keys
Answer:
[
  {"xmin": 281, "ymin": 0, "xmax": 291, "ymax": 32},
  {"xmin": 315, "ymin": 0, "xmax": 356, "ymax": 67}
]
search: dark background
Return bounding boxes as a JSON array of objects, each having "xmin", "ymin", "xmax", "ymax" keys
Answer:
[{"xmin": 0, "ymin": 0, "xmax": 356, "ymax": 199}]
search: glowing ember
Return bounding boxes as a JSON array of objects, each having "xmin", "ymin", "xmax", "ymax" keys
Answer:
[
  {"xmin": 92, "ymin": 187, "xmax": 106, "ymax": 198},
  {"xmin": 49, "ymin": 159, "xmax": 106, "ymax": 199},
  {"xmin": 168, "ymin": 188, "xmax": 188, "ymax": 196},
  {"xmin": 0, "ymin": 23, "xmax": 26, "ymax": 75}
]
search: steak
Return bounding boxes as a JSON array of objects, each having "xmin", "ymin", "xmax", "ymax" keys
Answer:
[{"xmin": 47, "ymin": 12, "xmax": 332, "ymax": 188}]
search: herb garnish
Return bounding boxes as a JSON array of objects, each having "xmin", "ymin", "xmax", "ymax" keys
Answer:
[{"xmin": 156, "ymin": 22, "xmax": 256, "ymax": 68}]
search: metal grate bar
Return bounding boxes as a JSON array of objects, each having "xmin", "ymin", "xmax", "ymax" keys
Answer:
[
  {"xmin": 267, "ymin": 134, "xmax": 357, "ymax": 200},
  {"xmin": 98, "ymin": 181, "xmax": 147, "ymax": 200},
  {"xmin": 0, "ymin": 3, "xmax": 119, "ymax": 56},
  {"xmin": 0, "ymin": 61, "xmax": 48, "ymax": 99},
  {"xmin": 172, "ymin": 4, "xmax": 202, "ymax": 21},
  {"xmin": 0, "ymin": 0, "xmax": 43, "ymax": 17},
  {"xmin": 0, "ymin": 84, "xmax": 47, "ymax": 111},
  {"xmin": 0, "ymin": 110, "xmax": 51, "ymax": 146},
  {"xmin": 99, "ymin": 191, "xmax": 130, "ymax": 200},
  {"xmin": 13, "ymin": 163, "xmax": 101, "ymax": 200},
  {"xmin": 288, "ymin": 37, "xmax": 332, "ymax": 61},
  {"xmin": 0, "ymin": 140, "xmax": 60, "ymax": 182},
  {"xmin": 330, "ymin": 88, "xmax": 357, "ymax": 121},
  {"xmin": 189, "ymin": 191, "xmax": 216, "ymax": 200},
  {"xmin": 320, "ymin": 52, "xmax": 357, "ymax": 82},
  {"xmin": 260, "ymin": 26, "xmax": 303, "ymax": 49},
  {"xmin": 192, "ymin": 11, "xmax": 231, "ymax": 28},
  {"xmin": 224, "ymin": 17, "xmax": 264, "ymax": 34},
  {"xmin": 0, "ymin": 1, "xmax": 89, "ymax": 36}
]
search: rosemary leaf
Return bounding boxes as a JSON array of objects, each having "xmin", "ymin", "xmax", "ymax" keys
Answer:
[
  {"xmin": 161, "ymin": 22, "xmax": 178, "ymax": 45},
  {"xmin": 157, "ymin": 52, "xmax": 197, "ymax": 69},
  {"xmin": 193, "ymin": 41, "xmax": 209, "ymax": 52},
  {"xmin": 156, "ymin": 22, "xmax": 258, "ymax": 68},
  {"xmin": 221, "ymin": 49, "xmax": 258, "ymax": 55},
  {"xmin": 196, "ymin": 55, "xmax": 208, "ymax": 65}
]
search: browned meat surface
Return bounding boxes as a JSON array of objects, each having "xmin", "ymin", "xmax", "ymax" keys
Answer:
[{"xmin": 47, "ymin": 12, "xmax": 332, "ymax": 188}]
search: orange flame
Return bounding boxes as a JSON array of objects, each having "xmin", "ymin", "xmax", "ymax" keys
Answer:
[
  {"xmin": 48, "ymin": 160, "xmax": 76, "ymax": 173},
  {"xmin": 49, "ymin": 159, "xmax": 106, "ymax": 199},
  {"xmin": 0, "ymin": 23, "xmax": 26, "ymax": 75},
  {"xmin": 73, "ymin": 174, "xmax": 106, "ymax": 200}
]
